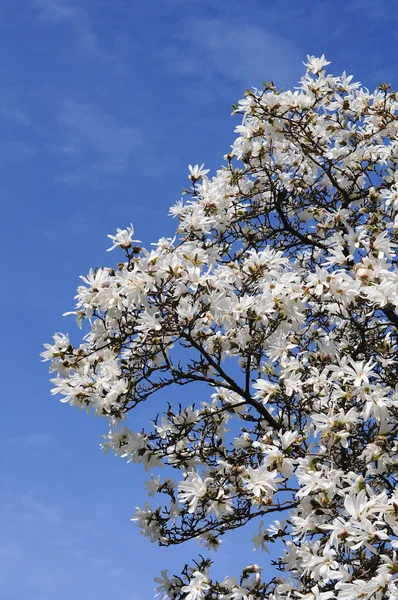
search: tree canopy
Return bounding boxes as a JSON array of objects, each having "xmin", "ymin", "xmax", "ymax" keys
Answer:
[{"xmin": 43, "ymin": 56, "xmax": 398, "ymax": 600}]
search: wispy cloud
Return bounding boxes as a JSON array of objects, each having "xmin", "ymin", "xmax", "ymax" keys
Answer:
[
  {"xmin": 22, "ymin": 493, "xmax": 61, "ymax": 525},
  {"xmin": 190, "ymin": 18, "xmax": 300, "ymax": 86},
  {"xmin": 32, "ymin": 0, "xmax": 118, "ymax": 63},
  {"xmin": 33, "ymin": 0, "xmax": 80, "ymax": 22},
  {"xmin": 0, "ymin": 95, "xmax": 37, "ymax": 163},
  {"xmin": 0, "ymin": 542, "xmax": 23, "ymax": 560},
  {"xmin": 166, "ymin": 16, "xmax": 301, "ymax": 90},
  {"xmin": 344, "ymin": 0, "xmax": 398, "ymax": 21},
  {"xmin": 0, "ymin": 87, "xmax": 163, "ymax": 186},
  {"xmin": 9, "ymin": 432, "xmax": 56, "ymax": 446},
  {"xmin": 0, "ymin": 103, "xmax": 31, "ymax": 127},
  {"xmin": 51, "ymin": 99, "xmax": 142, "ymax": 185}
]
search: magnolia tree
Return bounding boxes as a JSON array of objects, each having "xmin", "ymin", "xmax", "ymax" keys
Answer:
[{"xmin": 43, "ymin": 56, "xmax": 398, "ymax": 600}]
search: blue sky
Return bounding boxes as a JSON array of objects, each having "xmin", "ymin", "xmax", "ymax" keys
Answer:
[{"xmin": 1, "ymin": 0, "xmax": 398, "ymax": 598}]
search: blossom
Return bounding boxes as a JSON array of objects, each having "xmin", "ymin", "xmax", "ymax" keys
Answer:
[
  {"xmin": 154, "ymin": 569, "xmax": 181, "ymax": 599},
  {"xmin": 296, "ymin": 585, "xmax": 335, "ymax": 600},
  {"xmin": 188, "ymin": 164, "xmax": 210, "ymax": 182},
  {"xmin": 206, "ymin": 488, "xmax": 234, "ymax": 518},
  {"xmin": 330, "ymin": 357, "xmax": 377, "ymax": 388},
  {"xmin": 107, "ymin": 223, "xmax": 140, "ymax": 251},
  {"xmin": 180, "ymin": 571, "xmax": 210, "ymax": 600},
  {"xmin": 242, "ymin": 466, "xmax": 280, "ymax": 499},
  {"xmin": 252, "ymin": 378, "xmax": 278, "ymax": 402},
  {"xmin": 303, "ymin": 54, "xmax": 331, "ymax": 74},
  {"xmin": 178, "ymin": 472, "xmax": 209, "ymax": 513}
]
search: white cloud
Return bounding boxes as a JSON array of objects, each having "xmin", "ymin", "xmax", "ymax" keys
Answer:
[
  {"xmin": 22, "ymin": 493, "xmax": 61, "ymax": 525},
  {"xmin": 0, "ymin": 542, "xmax": 23, "ymax": 559},
  {"xmin": 344, "ymin": 0, "xmax": 398, "ymax": 21},
  {"xmin": 32, "ymin": 0, "xmax": 117, "ymax": 63},
  {"xmin": 9, "ymin": 432, "xmax": 56, "ymax": 445},
  {"xmin": 0, "ymin": 104, "xmax": 31, "ymax": 127},
  {"xmin": 33, "ymin": 0, "xmax": 81, "ymax": 23},
  {"xmin": 52, "ymin": 99, "xmax": 142, "ymax": 185},
  {"xmin": 191, "ymin": 18, "xmax": 300, "ymax": 86},
  {"xmin": 168, "ymin": 16, "xmax": 301, "ymax": 89}
]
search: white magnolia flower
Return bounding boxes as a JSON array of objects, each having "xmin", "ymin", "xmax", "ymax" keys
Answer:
[
  {"xmin": 243, "ymin": 466, "xmax": 280, "ymax": 499},
  {"xmin": 252, "ymin": 378, "xmax": 278, "ymax": 402},
  {"xmin": 181, "ymin": 571, "xmax": 210, "ymax": 600},
  {"xmin": 107, "ymin": 223, "xmax": 140, "ymax": 251},
  {"xmin": 303, "ymin": 54, "xmax": 331, "ymax": 74},
  {"xmin": 188, "ymin": 163, "xmax": 210, "ymax": 181},
  {"xmin": 178, "ymin": 472, "xmax": 210, "ymax": 513}
]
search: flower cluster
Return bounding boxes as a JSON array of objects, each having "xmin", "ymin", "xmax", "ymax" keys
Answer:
[{"xmin": 44, "ymin": 56, "xmax": 398, "ymax": 599}]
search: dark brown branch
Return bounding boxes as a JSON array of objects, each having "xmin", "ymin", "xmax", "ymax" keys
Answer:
[
  {"xmin": 275, "ymin": 191, "xmax": 328, "ymax": 250},
  {"xmin": 182, "ymin": 331, "xmax": 281, "ymax": 430}
]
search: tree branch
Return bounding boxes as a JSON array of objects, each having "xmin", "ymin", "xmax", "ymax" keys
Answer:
[{"xmin": 182, "ymin": 331, "xmax": 281, "ymax": 430}]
